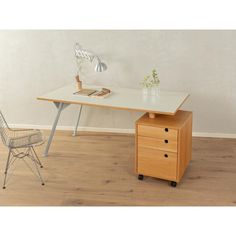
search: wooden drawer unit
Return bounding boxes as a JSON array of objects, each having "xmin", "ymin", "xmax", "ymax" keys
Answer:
[
  {"xmin": 138, "ymin": 136, "xmax": 178, "ymax": 153},
  {"xmin": 138, "ymin": 147, "xmax": 177, "ymax": 181},
  {"xmin": 135, "ymin": 110, "xmax": 192, "ymax": 187},
  {"xmin": 138, "ymin": 125, "xmax": 178, "ymax": 140}
]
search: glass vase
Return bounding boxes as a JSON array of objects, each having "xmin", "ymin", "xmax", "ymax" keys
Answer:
[{"xmin": 150, "ymin": 86, "xmax": 160, "ymax": 96}]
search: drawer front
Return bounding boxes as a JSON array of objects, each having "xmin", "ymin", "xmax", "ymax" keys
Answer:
[
  {"xmin": 137, "ymin": 147, "xmax": 177, "ymax": 181},
  {"xmin": 138, "ymin": 125, "xmax": 178, "ymax": 140},
  {"xmin": 138, "ymin": 135, "xmax": 178, "ymax": 153}
]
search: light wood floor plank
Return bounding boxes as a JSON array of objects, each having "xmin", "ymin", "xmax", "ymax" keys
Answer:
[{"xmin": 0, "ymin": 131, "xmax": 236, "ymax": 206}]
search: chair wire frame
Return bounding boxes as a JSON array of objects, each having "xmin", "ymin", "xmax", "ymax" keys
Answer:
[{"xmin": 0, "ymin": 110, "xmax": 45, "ymax": 189}]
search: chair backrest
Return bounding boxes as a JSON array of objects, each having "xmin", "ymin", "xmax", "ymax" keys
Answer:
[{"xmin": 0, "ymin": 110, "xmax": 10, "ymax": 146}]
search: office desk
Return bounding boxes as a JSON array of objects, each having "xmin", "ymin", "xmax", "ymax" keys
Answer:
[{"xmin": 37, "ymin": 83, "xmax": 189, "ymax": 157}]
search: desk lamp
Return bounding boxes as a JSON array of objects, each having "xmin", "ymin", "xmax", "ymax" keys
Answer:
[{"xmin": 74, "ymin": 43, "xmax": 107, "ymax": 91}]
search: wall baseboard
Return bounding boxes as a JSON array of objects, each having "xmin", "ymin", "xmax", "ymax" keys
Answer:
[
  {"xmin": 192, "ymin": 132, "xmax": 236, "ymax": 139},
  {"xmin": 9, "ymin": 124, "xmax": 236, "ymax": 139},
  {"xmin": 9, "ymin": 124, "xmax": 135, "ymax": 134}
]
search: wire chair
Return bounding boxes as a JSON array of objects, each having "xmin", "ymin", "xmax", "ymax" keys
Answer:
[{"xmin": 0, "ymin": 110, "xmax": 45, "ymax": 189}]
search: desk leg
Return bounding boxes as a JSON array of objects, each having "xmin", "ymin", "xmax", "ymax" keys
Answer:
[
  {"xmin": 72, "ymin": 105, "xmax": 83, "ymax": 136},
  {"xmin": 43, "ymin": 102, "xmax": 69, "ymax": 157}
]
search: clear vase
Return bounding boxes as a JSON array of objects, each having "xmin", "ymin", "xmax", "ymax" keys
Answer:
[
  {"xmin": 142, "ymin": 87, "xmax": 149, "ymax": 95},
  {"xmin": 150, "ymin": 86, "xmax": 160, "ymax": 96},
  {"xmin": 142, "ymin": 86, "xmax": 160, "ymax": 98}
]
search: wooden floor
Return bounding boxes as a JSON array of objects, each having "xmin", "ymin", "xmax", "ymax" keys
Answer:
[{"xmin": 0, "ymin": 130, "xmax": 236, "ymax": 206}]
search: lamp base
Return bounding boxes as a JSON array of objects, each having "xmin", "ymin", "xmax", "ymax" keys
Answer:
[{"xmin": 75, "ymin": 75, "xmax": 82, "ymax": 91}]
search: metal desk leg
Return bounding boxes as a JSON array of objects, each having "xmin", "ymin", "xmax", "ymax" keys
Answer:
[
  {"xmin": 43, "ymin": 102, "xmax": 69, "ymax": 157},
  {"xmin": 72, "ymin": 105, "xmax": 83, "ymax": 136}
]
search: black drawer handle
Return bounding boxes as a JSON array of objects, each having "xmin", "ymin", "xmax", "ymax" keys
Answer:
[
  {"xmin": 165, "ymin": 128, "xmax": 169, "ymax": 132},
  {"xmin": 164, "ymin": 154, "xmax": 168, "ymax": 158},
  {"xmin": 164, "ymin": 139, "xmax": 168, "ymax": 143}
]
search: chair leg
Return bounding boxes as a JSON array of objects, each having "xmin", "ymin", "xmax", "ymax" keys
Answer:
[
  {"xmin": 31, "ymin": 146, "xmax": 43, "ymax": 168},
  {"xmin": 3, "ymin": 149, "xmax": 12, "ymax": 189},
  {"xmin": 30, "ymin": 151, "xmax": 45, "ymax": 186}
]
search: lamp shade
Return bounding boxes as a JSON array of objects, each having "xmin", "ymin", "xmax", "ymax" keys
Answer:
[{"xmin": 95, "ymin": 62, "xmax": 107, "ymax": 72}]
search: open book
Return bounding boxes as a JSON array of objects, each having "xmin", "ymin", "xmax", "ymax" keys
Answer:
[{"xmin": 73, "ymin": 88, "xmax": 111, "ymax": 98}]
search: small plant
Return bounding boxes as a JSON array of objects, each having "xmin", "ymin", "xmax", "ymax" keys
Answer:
[
  {"xmin": 141, "ymin": 69, "xmax": 160, "ymax": 88},
  {"xmin": 141, "ymin": 75, "xmax": 152, "ymax": 88}
]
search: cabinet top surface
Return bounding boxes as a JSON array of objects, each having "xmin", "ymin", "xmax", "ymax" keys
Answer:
[
  {"xmin": 38, "ymin": 83, "xmax": 189, "ymax": 115},
  {"xmin": 136, "ymin": 110, "xmax": 192, "ymax": 129}
]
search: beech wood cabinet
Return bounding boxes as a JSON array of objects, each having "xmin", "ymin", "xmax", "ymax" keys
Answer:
[{"xmin": 135, "ymin": 110, "xmax": 192, "ymax": 187}]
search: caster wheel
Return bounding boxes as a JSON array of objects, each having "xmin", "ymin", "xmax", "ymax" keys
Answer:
[
  {"xmin": 138, "ymin": 175, "xmax": 144, "ymax": 181},
  {"xmin": 42, "ymin": 183, "xmax": 45, "ymax": 186},
  {"xmin": 40, "ymin": 166, "xmax": 43, "ymax": 168},
  {"xmin": 170, "ymin": 181, "xmax": 177, "ymax": 187},
  {"xmin": 3, "ymin": 186, "xmax": 6, "ymax": 189}
]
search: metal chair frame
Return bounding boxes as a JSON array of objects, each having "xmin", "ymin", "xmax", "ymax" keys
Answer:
[{"xmin": 0, "ymin": 110, "xmax": 45, "ymax": 189}]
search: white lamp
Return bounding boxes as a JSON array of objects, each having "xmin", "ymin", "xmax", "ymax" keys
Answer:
[
  {"xmin": 75, "ymin": 43, "xmax": 107, "ymax": 73},
  {"xmin": 74, "ymin": 43, "xmax": 107, "ymax": 91}
]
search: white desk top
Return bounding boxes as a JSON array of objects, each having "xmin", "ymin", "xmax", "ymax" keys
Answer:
[{"xmin": 37, "ymin": 83, "xmax": 189, "ymax": 115}]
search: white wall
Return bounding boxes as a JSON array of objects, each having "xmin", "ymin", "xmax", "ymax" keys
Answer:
[{"xmin": 0, "ymin": 30, "xmax": 236, "ymax": 134}]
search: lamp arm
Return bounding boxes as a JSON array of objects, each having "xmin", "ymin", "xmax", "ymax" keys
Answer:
[
  {"xmin": 95, "ymin": 55, "xmax": 102, "ymax": 63},
  {"xmin": 93, "ymin": 55, "xmax": 102, "ymax": 63}
]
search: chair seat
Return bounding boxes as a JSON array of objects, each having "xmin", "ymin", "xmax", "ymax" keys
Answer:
[{"xmin": 6, "ymin": 129, "xmax": 43, "ymax": 148}]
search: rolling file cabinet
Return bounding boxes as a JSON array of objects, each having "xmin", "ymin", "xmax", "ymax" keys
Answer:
[{"xmin": 135, "ymin": 110, "xmax": 192, "ymax": 187}]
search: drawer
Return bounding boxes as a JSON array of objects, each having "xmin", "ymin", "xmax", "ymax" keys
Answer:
[
  {"xmin": 137, "ymin": 147, "xmax": 177, "ymax": 181},
  {"xmin": 138, "ymin": 135, "xmax": 178, "ymax": 153},
  {"xmin": 138, "ymin": 125, "xmax": 178, "ymax": 140}
]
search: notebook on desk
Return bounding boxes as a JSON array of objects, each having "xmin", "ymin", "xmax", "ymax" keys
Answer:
[
  {"xmin": 73, "ymin": 89, "xmax": 97, "ymax": 96},
  {"xmin": 73, "ymin": 88, "xmax": 111, "ymax": 98}
]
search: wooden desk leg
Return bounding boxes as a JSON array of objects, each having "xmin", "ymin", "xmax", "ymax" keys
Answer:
[{"xmin": 148, "ymin": 112, "xmax": 156, "ymax": 119}]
